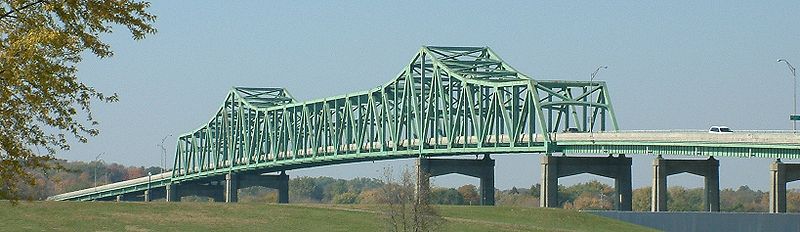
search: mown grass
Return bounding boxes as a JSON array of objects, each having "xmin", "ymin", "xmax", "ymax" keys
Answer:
[{"xmin": 0, "ymin": 201, "xmax": 656, "ymax": 232}]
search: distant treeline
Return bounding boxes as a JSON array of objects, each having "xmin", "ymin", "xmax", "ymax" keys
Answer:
[
  {"xmin": 18, "ymin": 160, "xmax": 163, "ymax": 200},
  {"xmin": 19, "ymin": 160, "xmax": 800, "ymax": 212}
]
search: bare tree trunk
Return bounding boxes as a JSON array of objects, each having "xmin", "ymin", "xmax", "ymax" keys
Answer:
[{"xmin": 379, "ymin": 166, "xmax": 443, "ymax": 232}]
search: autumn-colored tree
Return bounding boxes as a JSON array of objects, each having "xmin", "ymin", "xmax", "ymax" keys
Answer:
[
  {"xmin": 567, "ymin": 192, "xmax": 613, "ymax": 210},
  {"xmin": 720, "ymin": 185, "xmax": 768, "ymax": 212},
  {"xmin": 357, "ymin": 188, "xmax": 383, "ymax": 204},
  {"xmin": 558, "ymin": 180, "xmax": 615, "ymax": 208},
  {"xmin": 457, "ymin": 184, "xmax": 479, "ymax": 205},
  {"xmin": 666, "ymin": 186, "xmax": 704, "ymax": 211},
  {"xmin": 495, "ymin": 190, "xmax": 539, "ymax": 207},
  {"xmin": 0, "ymin": 0, "xmax": 156, "ymax": 201},
  {"xmin": 124, "ymin": 166, "xmax": 144, "ymax": 180},
  {"xmin": 332, "ymin": 192, "xmax": 359, "ymax": 204},
  {"xmin": 787, "ymin": 189, "xmax": 800, "ymax": 213},
  {"xmin": 631, "ymin": 187, "xmax": 651, "ymax": 211}
]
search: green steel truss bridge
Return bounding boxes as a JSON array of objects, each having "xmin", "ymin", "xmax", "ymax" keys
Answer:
[{"xmin": 49, "ymin": 46, "xmax": 800, "ymax": 212}]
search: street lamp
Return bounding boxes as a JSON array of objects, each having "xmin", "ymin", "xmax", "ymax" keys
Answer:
[
  {"xmin": 778, "ymin": 59, "xmax": 797, "ymax": 132},
  {"xmin": 94, "ymin": 152, "xmax": 104, "ymax": 188},
  {"xmin": 589, "ymin": 65, "xmax": 607, "ymax": 135},
  {"xmin": 157, "ymin": 134, "xmax": 172, "ymax": 173}
]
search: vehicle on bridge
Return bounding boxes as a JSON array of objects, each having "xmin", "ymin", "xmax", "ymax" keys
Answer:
[{"xmin": 708, "ymin": 126, "xmax": 733, "ymax": 134}]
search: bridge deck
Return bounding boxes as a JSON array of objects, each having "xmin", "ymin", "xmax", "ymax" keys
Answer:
[
  {"xmin": 49, "ymin": 131, "xmax": 800, "ymax": 202},
  {"xmin": 556, "ymin": 131, "xmax": 800, "ymax": 145}
]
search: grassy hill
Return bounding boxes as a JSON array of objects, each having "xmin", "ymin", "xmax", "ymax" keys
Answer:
[{"xmin": 1, "ymin": 201, "xmax": 656, "ymax": 231}]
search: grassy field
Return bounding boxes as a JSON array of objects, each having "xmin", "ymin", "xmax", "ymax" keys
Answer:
[{"xmin": 0, "ymin": 201, "xmax": 656, "ymax": 231}]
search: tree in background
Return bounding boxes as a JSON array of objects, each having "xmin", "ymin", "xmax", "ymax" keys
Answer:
[
  {"xmin": 378, "ymin": 167, "xmax": 443, "ymax": 232},
  {"xmin": 530, "ymin": 183, "xmax": 541, "ymax": 198},
  {"xmin": 332, "ymin": 192, "xmax": 359, "ymax": 204},
  {"xmin": 720, "ymin": 185, "xmax": 768, "ymax": 212},
  {"xmin": 15, "ymin": 159, "xmax": 158, "ymax": 200},
  {"xmin": 559, "ymin": 180, "xmax": 615, "ymax": 210},
  {"xmin": 631, "ymin": 187, "xmax": 651, "ymax": 211},
  {"xmin": 457, "ymin": 184, "xmax": 479, "ymax": 205},
  {"xmin": 788, "ymin": 189, "xmax": 800, "ymax": 212},
  {"xmin": 430, "ymin": 187, "xmax": 464, "ymax": 205},
  {"xmin": 496, "ymin": 187, "xmax": 538, "ymax": 207},
  {"xmin": 289, "ymin": 176, "xmax": 323, "ymax": 202},
  {"xmin": 666, "ymin": 186, "xmax": 704, "ymax": 211},
  {"xmin": 0, "ymin": 0, "xmax": 156, "ymax": 201}
]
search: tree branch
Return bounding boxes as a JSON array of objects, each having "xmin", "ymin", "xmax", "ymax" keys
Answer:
[{"xmin": 0, "ymin": 0, "xmax": 47, "ymax": 20}]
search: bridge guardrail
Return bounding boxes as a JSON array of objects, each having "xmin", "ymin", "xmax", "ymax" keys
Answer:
[
  {"xmin": 47, "ymin": 171, "xmax": 172, "ymax": 201},
  {"xmin": 612, "ymin": 130, "xmax": 798, "ymax": 133}
]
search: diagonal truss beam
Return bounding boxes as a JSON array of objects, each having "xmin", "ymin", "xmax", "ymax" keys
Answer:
[{"xmin": 172, "ymin": 46, "xmax": 620, "ymax": 179}]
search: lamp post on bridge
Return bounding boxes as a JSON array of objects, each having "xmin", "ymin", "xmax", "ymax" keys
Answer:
[
  {"xmin": 157, "ymin": 134, "xmax": 172, "ymax": 173},
  {"xmin": 589, "ymin": 65, "xmax": 607, "ymax": 137},
  {"xmin": 94, "ymin": 153, "xmax": 104, "ymax": 188},
  {"xmin": 778, "ymin": 59, "xmax": 797, "ymax": 133},
  {"xmin": 93, "ymin": 152, "xmax": 104, "ymax": 200}
]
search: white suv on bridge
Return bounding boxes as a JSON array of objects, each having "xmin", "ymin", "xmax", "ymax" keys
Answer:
[{"xmin": 708, "ymin": 126, "xmax": 733, "ymax": 134}]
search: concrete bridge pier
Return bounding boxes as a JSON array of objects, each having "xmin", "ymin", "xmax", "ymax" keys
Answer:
[
  {"xmin": 770, "ymin": 159, "xmax": 800, "ymax": 213},
  {"xmin": 166, "ymin": 184, "xmax": 177, "ymax": 202},
  {"xmin": 225, "ymin": 173, "xmax": 238, "ymax": 203},
  {"xmin": 540, "ymin": 154, "xmax": 632, "ymax": 211},
  {"xmin": 140, "ymin": 187, "xmax": 166, "ymax": 202},
  {"xmin": 114, "ymin": 193, "xmax": 140, "ymax": 202},
  {"xmin": 164, "ymin": 181, "xmax": 225, "ymax": 202},
  {"xmin": 651, "ymin": 155, "xmax": 719, "ymax": 212},
  {"xmin": 417, "ymin": 155, "xmax": 495, "ymax": 205},
  {"xmin": 223, "ymin": 171, "xmax": 290, "ymax": 203}
]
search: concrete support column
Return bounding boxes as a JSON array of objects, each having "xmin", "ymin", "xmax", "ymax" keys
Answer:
[
  {"xmin": 540, "ymin": 154, "xmax": 632, "ymax": 211},
  {"xmin": 705, "ymin": 164, "xmax": 720, "ymax": 212},
  {"xmin": 225, "ymin": 173, "xmax": 239, "ymax": 203},
  {"xmin": 652, "ymin": 156, "xmax": 667, "ymax": 211},
  {"xmin": 541, "ymin": 154, "xmax": 559, "ymax": 208},
  {"xmin": 143, "ymin": 189, "xmax": 151, "ymax": 202},
  {"xmin": 770, "ymin": 160, "xmax": 786, "ymax": 213},
  {"xmin": 166, "ymin": 184, "xmax": 178, "ymax": 202},
  {"xmin": 114, "ymin": 193, "xmax": 141, "ymax": 202},
  {"xmin": 616, "ymin": 155, "xmax": 633, "ymax": 211},
  {"xmin": 650, "ymin": 156, "xmax": 719, "ymax": 212},
  {"xmin": 479, "ymin": 168, "xmax": 495, "ymax": 205},
  {"xmin": 770, "ymin": 160, "xmax": 800, "ymax": 213},
  {"xmin": 417, "ymin": 155, "xmax": 495, "ymax": 206},
  {"xmin": 276, "ymin": 171, "xmax": 289, "ymax": 204}
]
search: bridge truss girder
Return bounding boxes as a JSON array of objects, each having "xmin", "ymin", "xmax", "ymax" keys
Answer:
[{"xmin": 173, "ymin": 46, "xmax": 619, "ymax": 179}]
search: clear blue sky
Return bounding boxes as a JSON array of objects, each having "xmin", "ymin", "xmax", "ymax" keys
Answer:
[{"xmin": 65, "ymin": 1, "xmax": 800, "ymax": 191}]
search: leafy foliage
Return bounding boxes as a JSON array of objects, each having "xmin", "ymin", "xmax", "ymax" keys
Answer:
[
  {"xmin": 15, "ymin": 159, "xmax": 160, "ymax": 200},
  {"xmin": 0, "ymin": 0, "xmax": 156, "ymax": 201},
  {"xmin": 559, "ymin": 180, "xmax": 616, "ymax": 210},
  {"xmin": 430, "ymin": 187, "xmax": 464, "ymax": 205},
  {"xmin": 457, "ymin": 184, "xmax": 479, "ymax": 205},
  {"xmin": 632, "ymin": 187, "xmax": 651, "ymax": 211},
  {"xmin": 379, "ymin": 167, "xmax": 443, "ymax": 232},
  {"xmin": 720, "ymin": 185, "xmax": 768, "ymax": 212}
]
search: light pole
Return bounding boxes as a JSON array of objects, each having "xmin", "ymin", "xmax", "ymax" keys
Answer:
[
  {"xmin": 778, "ymin": 59, "xmax": 797, "ymax": 132},
  {"xmin": 94, "ymin": 153, "xmax": 104, "ymax": 188},
  {"xmin": 589, "ymin": 65, "xmax": 607, "ymax": 136},
  {"xmin": 157, "ymin": 134, "xmax": 171, "ymax": 173}
]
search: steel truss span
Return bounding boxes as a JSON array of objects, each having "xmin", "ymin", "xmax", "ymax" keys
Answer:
[
  {"xmin": 172, "ymin": 46, "xmax": 618, "ymax": 180},
  {"xmin": 49, "ymin": 46, "xmax": 800, "ymax": 202}
]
